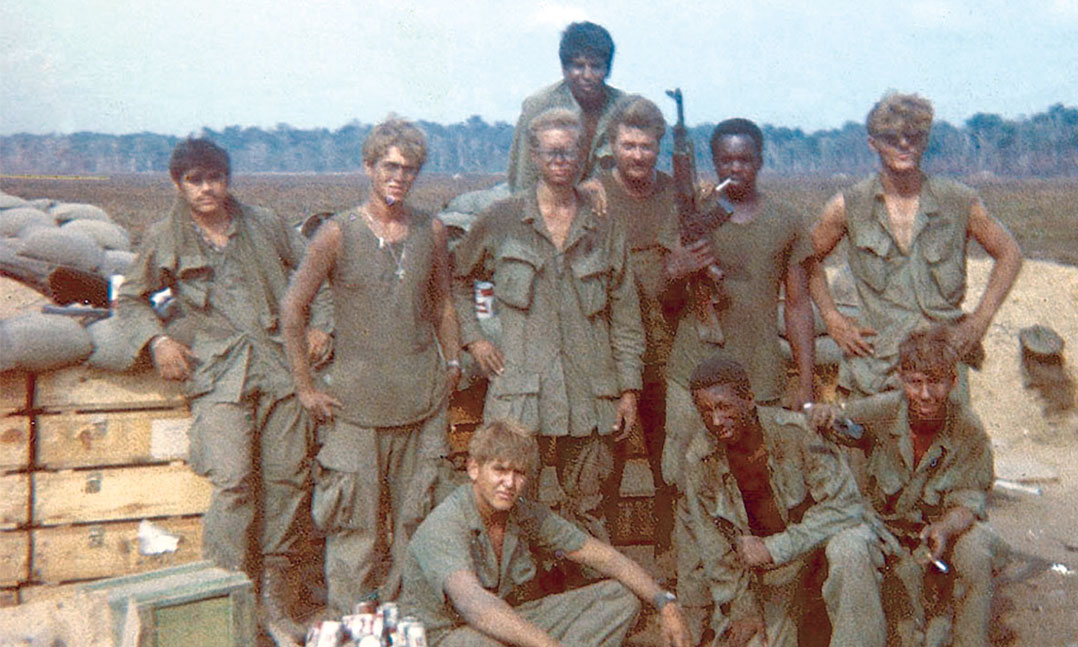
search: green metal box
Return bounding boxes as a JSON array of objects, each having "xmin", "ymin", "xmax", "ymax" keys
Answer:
[{"xmin": 78, "ymin": 560, "xmax": 255, "ymax": 647}]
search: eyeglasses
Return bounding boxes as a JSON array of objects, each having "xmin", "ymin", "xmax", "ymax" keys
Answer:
[
  {"xmin": 874, "ymin": 131, "xmax": 928, "ymax": 149},
  {"xmin": 566, "ymin": 60, "xmax": 607, "ymax": 77},
  {"xmin": 536, "ymin": 148, "xmax": 580, "ymax": 163},
  {"xmin": 181, "ymin": 170, "xmax": 227, "ymax": 186},
  {"xmin": 378, "ymin": 160, "xmax": 420, "ymax": 179}
]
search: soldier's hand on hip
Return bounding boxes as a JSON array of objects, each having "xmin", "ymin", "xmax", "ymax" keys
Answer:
[
  {"xmin": 297, "ymin": 387, "xmax": 342, "ymax": 424},
  {"xmin": 823, "ymin": 312, "xmax": 876, "ymax": 358}
]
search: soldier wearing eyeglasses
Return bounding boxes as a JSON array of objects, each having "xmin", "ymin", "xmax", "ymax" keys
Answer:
[
  {"xmin": 809, "ymin": 92, "xmax": 1021, "ymax": 399},
  {"xmin": 507, "ymin": 21, "xmax": 626, "ymax": 193},
  {"xmin": 452, "ymin": 107, "xmax": 644, "ymax": 548}
]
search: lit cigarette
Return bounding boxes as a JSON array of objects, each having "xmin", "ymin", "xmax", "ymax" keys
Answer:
[
  {"xmin": 931, "ymin": 558, "xmax": 949, "ymax": 573},
  {"xmin": 715, "ymin": 177, "xmax": 733, "ymax": 194}
]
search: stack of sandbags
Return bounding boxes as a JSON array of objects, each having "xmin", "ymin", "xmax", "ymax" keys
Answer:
[{"xmin": 0, "ymin": 190, "xmax": 144, "ymax": 374}]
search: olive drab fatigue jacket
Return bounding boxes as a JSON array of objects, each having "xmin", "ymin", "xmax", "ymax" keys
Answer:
[
  {"xmin": 683, "ymin": 407, "xmax": 864, "ymax": 630},
  {"xmin": 452, "ymin": 191, "xmax": 644, "ymax": 438}
]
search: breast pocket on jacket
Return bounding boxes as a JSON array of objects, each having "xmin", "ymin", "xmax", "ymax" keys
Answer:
[
  {"xmin": 494, "ymin": 241, "xmax": 543, "ymax": 312},
  {"xmin": 570, "ymin": 252, "xmax": 609, "ymax": 317}
]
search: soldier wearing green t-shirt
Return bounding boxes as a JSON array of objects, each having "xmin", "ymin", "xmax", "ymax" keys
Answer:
[{"xmin": 809, "ymin": 92, "xmax": 1022, "ymax": 398}]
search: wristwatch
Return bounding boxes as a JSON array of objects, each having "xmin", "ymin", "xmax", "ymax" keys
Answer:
[{"xmin": 653, "ymin": 590, "xmax": 677, "ymax": 611}]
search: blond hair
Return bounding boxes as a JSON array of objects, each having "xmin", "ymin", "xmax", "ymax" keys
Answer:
[
  {"xmin": 866, "ymin": 92, "xmax": 933, "ymax": 138},
  {"xmin": 468, "ymin": 419, "xmax": 541, "ymax": 477},
  {"xmin": 362, "ymin": 116, "xmax": 428, "ymax": 167},
  {"xmin": 527, "ymin": 108, "xmax": 582, "ymax": 150}
]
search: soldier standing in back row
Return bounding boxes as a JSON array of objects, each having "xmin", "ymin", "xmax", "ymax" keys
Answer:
[
  {"xmin": 507, "ymin": 21, "xmax": 626, "ymax": 193},
  {"xmin": 454, "ymin": 107, "xmax": 644, "ymax": 547},
  {"xmin": 115, "ymin": 138, "xmax": 332, "ymax": 644},
  {"xmin": 809, "ymin": 92, "xmax": 1022, "ymax": 400},
  {"xmin": 281, "ymin": 118, "xmax": 460, "ymax": 615}
]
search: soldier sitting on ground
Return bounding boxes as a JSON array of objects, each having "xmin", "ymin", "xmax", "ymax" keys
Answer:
[
  {"xmin": 681, "ymin": 354, "xmax": 885, "ymax": 647},
  {"xmin": 399, "ymin": 418, "xmax": 691, "ymax": 647},
  {"xmin": 808, "ymin": 325, "xmax": 1003, "ymax": 647}
]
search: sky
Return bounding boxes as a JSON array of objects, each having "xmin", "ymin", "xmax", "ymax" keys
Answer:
[{"xmin": 1, "ymin": 0, "xmax": 1076, "ymax": 137}]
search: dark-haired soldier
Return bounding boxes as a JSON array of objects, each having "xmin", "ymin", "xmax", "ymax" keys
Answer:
[
  {"xmin": 663, "ymin": 117, "xmax": 816, "ymax": 491},
  {"xmin": 682, "ymin": 355, "xmax": 884, "ymax": 647},
  {"xmin": 808, "ymin": 326, "xmax": 1001, "ymax": 647},
  {"xmin": 507, "ymin": 21, "xmax": 625, "ymax": 192},
  {"xmin": 809, "ymin": 92, "xmax": 1021, "ymax": 399},
  {"xmin": 115, "ymin": 138, "xmax": 331, "ymax": 642}
]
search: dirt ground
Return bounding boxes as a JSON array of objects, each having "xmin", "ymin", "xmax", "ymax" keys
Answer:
[{"xmin": 963, "ymin": 257, "xmax": 1078, "ymax": 646}]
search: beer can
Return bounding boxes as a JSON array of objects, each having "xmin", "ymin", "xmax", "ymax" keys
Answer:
[
  {"xmin": 354, "ymin": 601, "xmax": 377, "ymax": 615},
  {"xmin": 357, "ymin": 635, "xmax": 381, "ymax": 647},
  {"xmin": 315, "ymin": 620, "xmax": 343, "ymax": 647},
  {"xmin": 381, "ymin": 601, "xmax": 400, "ymax": 631},
  {"xmin": 347, "ymin": 612, "xmax": 378, "ymax": 638},
  {"xmin": 405, "ymin": 622, "xmax": 427, "ymax": 647},
  {"xmin": 474, "ymin": 281, "xmax": 495, "ymax": 319}
]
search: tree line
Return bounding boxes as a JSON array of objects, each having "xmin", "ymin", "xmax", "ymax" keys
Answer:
[{"xmin": 2, "ymin": 105, "xmax": 1075, "ymax": 178}]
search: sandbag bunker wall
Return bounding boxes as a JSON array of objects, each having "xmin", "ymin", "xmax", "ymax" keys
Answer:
[{"xmin": 0, "ymin": 366, "xmax": 211, "ymax": 606}]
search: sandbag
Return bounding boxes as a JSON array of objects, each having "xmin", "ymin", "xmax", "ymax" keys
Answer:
[
  {"xmin": 0, "ymin": 312, "xmax": 93, "ymax": 371},
  {"xmin": 26, "ymin": 198, "xmax": 55, "ymax": 211},
  {"xmin": 102, "ymin": 249, "xmax": 137, "ymax": 276},
  {"xmin": 61, "ymin": 218, "xmax": 130, "ymax": 251},
  {"xmin": 86, "ymin": 315, "xmax": 143, "ymax": 372},
  {"xmin": 0, "ymin": 207, "xmax": 55, "ymax": 237},
  {"xmin": 49, "ymin": 202, "xmax": 112, "ymax": 223},
  {"xmin": 444, "ymin": 182, "xmax": 510, "ymax": 215},
  {"xmin": 0, "ymin": 191, "xmax": 28, "ymax": 209},
  {"xmin": 18, "ymin": 228, "xmax": 105, "ymax": 272}
]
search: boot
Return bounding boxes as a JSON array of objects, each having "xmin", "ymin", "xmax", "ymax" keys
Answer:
[{"xmin": 260, "ymin": 556, "xmax": 308, "ymax": 646}]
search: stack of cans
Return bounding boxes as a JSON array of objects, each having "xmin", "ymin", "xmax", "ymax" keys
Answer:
[{"xmin": 305, "ymin": 601, "xmax": 427, "ymax": 647}]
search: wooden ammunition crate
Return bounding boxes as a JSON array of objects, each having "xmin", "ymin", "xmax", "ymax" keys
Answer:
[
  {"xmin": 32, "ymin": 463, "xmax": 211, "ymax": 526},
  {"xmin": 0, "ymin": 529, "xmax": 29, "ymax": 587},
  {"xmin": 0, "ymin": 371, "xmax": 30, "ymax": 414},
  {"xmin": 1, "ymin": 473, "xmax": 29, "ymax": 529},
  {"xmin": 34, "ymin": 366, "xmax": 186, "ymax": 412},
  {"xmin": 31, "ymin": 516, "xmax": 203, "ymax": 584},
  {"xmin": 36, "ymin": 407, "xmax": 192, "ymax": 469},
  {"xmin": 0, "ymin": 413, "xmax": 30, "ymax": 473}
]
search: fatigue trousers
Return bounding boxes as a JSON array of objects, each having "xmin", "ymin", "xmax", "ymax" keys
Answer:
[
  {"xmin": 886, "ymin": 522, "xmax": 999, "ymax": 647},
  {"xmin": 538, "ymin": 432, "xmax": 619, "ymax": 545},
  {"xmin": 188, "ymin": 390, "xmax": 315, "ymax": 577},
  {"xmin": 312, "ymin": 407, "xmax": 447, "ymax": 615},
  {"xmin": 677, "ymin": 516, "xmax": 886, "ymax": 647},
  {"xmin": 435, "ymin": 581, "xmax": 640, "ymax": 647}
]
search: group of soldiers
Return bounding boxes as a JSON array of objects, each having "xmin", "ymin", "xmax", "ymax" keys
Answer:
[{"xmin": 113, "ymin": 19, "xmax": 1024, "ymax": 647}]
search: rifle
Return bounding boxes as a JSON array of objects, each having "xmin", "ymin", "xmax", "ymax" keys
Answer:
[{"xmin": 665, "ymin": 88, "xmax": 734, "ymax": 282}]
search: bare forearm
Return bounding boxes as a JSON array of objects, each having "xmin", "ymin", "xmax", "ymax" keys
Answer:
[
  {"xmin": 280, "ymin": 298, "xmax": 316, "ymax": 393},
  {"xmin": 571, "ymin": 539, "xmax": 663, "ymax": 604},
  {"xmin": 971, "ymin": 246, "xmax": 1021, "ymax": 325},
  {"xmin": 450, "ymin": 583, "xmax": 560, "ymax": 647}
]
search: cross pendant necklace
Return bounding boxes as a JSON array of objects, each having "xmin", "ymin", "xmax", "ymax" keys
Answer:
[{"xmin": 361, "ymin": 208, "xmax": 407, "ymax": 280}]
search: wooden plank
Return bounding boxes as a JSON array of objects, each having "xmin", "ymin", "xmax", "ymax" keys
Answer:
[
  {"xmin": 0, "ymin": 371, "xmax": 30, "ymax": 414},
  {"xmin": 32, "ymin": 516, "xmax": 204, "ymax": 584},
  {"xmin": 610, "ymin": 496, "xmax": 654, "ymax": 546},
  {"xmin": 33, "ymin": 464, "xmax": 211, "ymax": 526},
  {"xmin": 0, "ymin": 473, "xmax": 29, "ymax": 529},
  {"xmin": 34, "ymin": 366, "xmax": 186, "ymax": 412},
  {"xmin": 18, "ymin": 582, "xmax": 80, "ymax": 604},
  {"xmin": 0, "ymin": 414, "xmax": 30, "ymax": 473},
  {"xmin": 0, "ymin": 530, "xmax": 29, "ymax": 586},
  {"xmin": 36, "ymin": 408, "xmax": 192, "ymax": 469}
]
